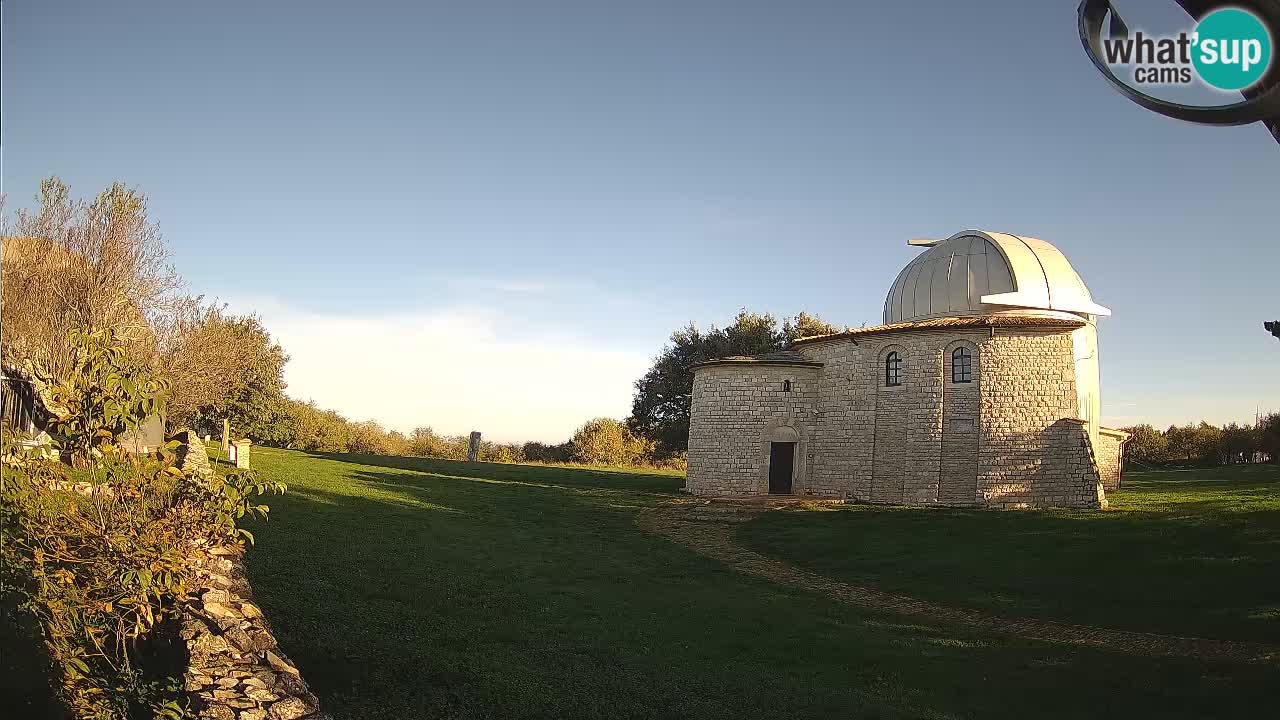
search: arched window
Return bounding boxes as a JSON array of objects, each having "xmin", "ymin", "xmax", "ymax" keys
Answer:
[
  {"xmin": 952, "ymin": 347, "xmax": 973, "ymax": 383},
  {"xmin": 885, "ymin": 352, "xmax": 902, "ymax": 387}
]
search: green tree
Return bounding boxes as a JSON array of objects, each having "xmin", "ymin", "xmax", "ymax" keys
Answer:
[
  {"xmin": 1163, "ymin": 422, "xmax": 1222, "ymax": 464},
  {"xmin": 45, "ymin": 329, "xmax": 169, "ymax": 466},
  {"xmin": 1261, "ymin": 412, "xmax": 1280, "ymax": 462},
  {"xmin": 167, "ymin": 313, "xmax": 288, "ymax": 441},
  {"xmin": 522, "ymin": 441, "xmax": 573, "ymax": 463},
  {"xmin": 571, "ymin": 417, "xmax": 649, "ymax": 466},
  {"xmin": 629, "ymin": 310, "xmax": 840, "ymax": 454},
  {"xmin": 1121, "ymin": 424, "xmax": 1168, "ymax": 465},
  {"xmin": 782, "ymin": 311, "xmax": 842, "ymax": 344},
  {"xmin": 1220, "ymin": 422, "xmax": 1259, "ymax": 463}
]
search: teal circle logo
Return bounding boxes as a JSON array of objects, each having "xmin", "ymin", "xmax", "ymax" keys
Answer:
[{"xmin": 1192, "ymin": 8, "xmax": 1273, "ymax": 91}]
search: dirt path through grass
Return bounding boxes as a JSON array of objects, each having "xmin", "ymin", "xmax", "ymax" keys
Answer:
[{"xmin": 637, "ymin": 501, "xmax": 1280, "ymax": 665}]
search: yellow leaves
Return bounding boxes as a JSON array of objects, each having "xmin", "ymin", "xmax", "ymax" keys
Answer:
[{"xmin": 3, "ymin": 420, "xmax": 283, "ymax": 715}]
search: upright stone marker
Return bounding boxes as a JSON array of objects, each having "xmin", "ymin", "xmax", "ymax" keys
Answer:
[
  {"xmin": 222, "ymin": 419, "xmax": 230, "ymax": 452},
  {"xmin": 231, "ymin": 439, "xmax": 251, "ymax": 469},
  {"xmin": 467, "ymin": 431, "xmax": 481, "ymax": 462}
]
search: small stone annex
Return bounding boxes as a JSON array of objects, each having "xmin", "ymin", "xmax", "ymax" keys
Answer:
[{"xmin": 686, "ymin": 230, "xmax": 1128, "ymax": 509}]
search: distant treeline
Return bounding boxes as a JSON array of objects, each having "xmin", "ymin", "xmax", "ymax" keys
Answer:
[
  {"xmin": 2, "ymin": 178, "xmax": 688, "ymax": 470},
  {"xmin": 1122, "ymin": 414, "xmax": 1280, "ymax": 467},
  {"xmin": 208, "ymin": 404, "xmax": 682, "ymax": 469}
]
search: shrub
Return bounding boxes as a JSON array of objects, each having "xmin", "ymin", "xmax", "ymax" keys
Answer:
[
  {"xmin": 0, "ymin": 330, "xmax": 284, "ymax": 719},
  {"xmin": 570, "ymin": 418, "xmax": 652, "ymax": 466},
  {"xmin": 1122, "ymin": 424, "xmax": 1168, "ymax": 465},
  {"xmin": 45, "ymin": 329, "xmax": 169, "ymax": 467}
]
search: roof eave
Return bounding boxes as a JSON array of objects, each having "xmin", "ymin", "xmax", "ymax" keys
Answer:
[
  {"xmin": 792, "ymin": 315, "xmax": 1087, "ymax": 346},
  {"xmin": 689, "ymin": 359, "xmax": 825, "ymax": 371}
]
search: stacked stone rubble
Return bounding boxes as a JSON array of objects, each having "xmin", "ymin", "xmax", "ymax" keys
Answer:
[
  {"xmin": 181, "ymin": 543, "xmax": 327, "ymax": 720},
  {"xmin": 174, "ymin": 436, "xmax": 328, "ymax": 720},
  {"xmin": 173, "ymin": 430, "xmax": 214, "ymax": 479}
]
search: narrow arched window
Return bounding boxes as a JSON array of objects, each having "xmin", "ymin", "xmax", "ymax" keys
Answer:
[
  {"xmin": 782, "ymin": 380, "xmax": 792, "ymax": 393},
  {"xmin": 885, "ymin": 352, "xmax": 902, "ymax": 387},
  {"xmin": 952, "ymin": 347, "xmax": 973, "ymax": 383}
]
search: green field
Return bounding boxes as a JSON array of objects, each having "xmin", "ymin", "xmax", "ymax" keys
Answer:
[
  {"xmin": 740, "ymin": 465, "xmax": 1280, "ymax": 644},
  {"xmin": 228, "ymin": 449, "xmax": 1279, "ymax": 719}
]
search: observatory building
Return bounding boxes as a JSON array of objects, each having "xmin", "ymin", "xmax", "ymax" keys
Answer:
[{"xmin": 685, "ymin": 230, "xmax": 1126, "ymax": 509}]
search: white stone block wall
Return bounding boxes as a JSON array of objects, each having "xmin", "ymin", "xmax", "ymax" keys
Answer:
[
  {"xmin": 687, "ymin": 324, "xmax": 1108, "ymax": 509},
  {"xmin": 1095, "ymin": 430, "xmax": 1125, "ymax": 491},
  {"xmin": 686, "ymin": 364, "xmax": 818, "ymax": 495}
]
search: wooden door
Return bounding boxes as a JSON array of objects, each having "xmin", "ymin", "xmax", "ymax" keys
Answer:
[{"xmin": 768, "ymin": 442, "xmax": 795, "ymax": 495}]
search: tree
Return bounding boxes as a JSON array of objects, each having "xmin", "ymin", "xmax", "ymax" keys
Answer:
[
  {"xmin": 522, "ymin": 441, "xmax": 573, "ymax": 463},
  {"xmin": 571, "ymin": 417, "xmax": 650, "ymax": 466},
  {"xmin": 2, "ymin": 178, "xmax": 182, "ymax": 379},
  {"xmin": 1121, "ymin": 424, "xmax": 1167, "ymax": 465},
  {"xmin": 782, "ymin": 311, "xmax": 842, "ymax": 344},
  {"xmin": 159, "ymin": 309, "xmax": 289, "ymax": 435},
  {"xmin": 1163, "ymin": 422, "xmax": 1222, "ymax": 464},
  {"xmin": 277, "ymin": 399, "xmax": 352, "ymax": 453},
  {"xmin": 1261, "ymin": 413, "xmax": 1280, "ymax": 462},
  {"xmin": 1266, "ymin": 321, "xmax": 1280, "ymax": 341},
  {"xmin": 629, "ymin": 310, "xmax": 840, "ymax": 454},
  {"xmin": 1220, "ymin": 422, "xmax": 1259, "ymax": 464},
  {"xmin": 45, "ymin": 329, "xmax": 169, "ymax": 466}
]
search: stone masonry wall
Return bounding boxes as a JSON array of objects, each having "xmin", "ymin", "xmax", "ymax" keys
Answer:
[
  {"xmin": 976, "ymin": 330, "xmax": 1102, "ymax": 509},
  {"xmin": 174, "ymin": 438, "xmax": 329, "ymax": 720},
  {"xmin": 801, "ymin": 330, "xmax": 989, "ymax": 505},
  {"xmin": 792, "ymin": 339, "xmax": 874, "ymax": 498},
  {"xmin": 1095, "ymin": 430, "xmax": 1125, "ymax": 491},
  {"xmin": 939, "ymin": 340, "xmax": 981, "ymax": 505},
  {"xmin": 687, "ymin": 324, "xmax": 1108, "ymax": 509},
  {"xmin": 686, "ymin": 364, "xmax": 818, "ymax": 495}
]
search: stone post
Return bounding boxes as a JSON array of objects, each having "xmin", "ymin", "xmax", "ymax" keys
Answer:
[
  {"xmin": 467, "ymin": 431, "xmax": 481, "ymax": 462},
  {"xmin": 222, "ymin": 418, "xmax": 230, "ymax": 453},
  {"xmin": 231, "ymin": 439, "xmax": 251, "ymax": 469}
]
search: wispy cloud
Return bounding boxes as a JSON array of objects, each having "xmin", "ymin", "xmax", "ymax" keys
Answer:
[{"xmin": 224, "ymin": 296, "xmax": 650, "ymax": 444}]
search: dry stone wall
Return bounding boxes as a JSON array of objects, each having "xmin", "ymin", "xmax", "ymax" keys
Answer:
[
  {"xmin": 182, "ymin": 544, "xmax": 328, "ymax": 720},
  {"xmin": 687, "ymin": 324, "xmax": 1108, "ymax": 509},
  {"xmin": 174, "ymin": 438, "xmax": 329, "ymax": 720}
]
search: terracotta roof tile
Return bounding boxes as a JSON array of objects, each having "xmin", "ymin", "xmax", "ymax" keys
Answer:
[{"xmin": 792, "ymin": 315, "xmax": 1085, "ymax": 345}]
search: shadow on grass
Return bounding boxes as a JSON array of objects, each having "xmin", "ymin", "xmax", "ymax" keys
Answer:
[
  {"xmin": 739, "ymin": 465, "xmax": 1280, "ymax": 644},
  {"xmin": 233, "ymin": 449, "xmax": 1280, "ymax": 720},
  {"xmin": 298, "ymin": 451, "xmax": 686, "ymax": 495}
]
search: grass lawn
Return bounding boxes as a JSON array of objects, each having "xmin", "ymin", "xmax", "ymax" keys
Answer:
[
  {"xmin": 739, "ymin": 464, "xmax": 1280, "ymax": 645},
  {"xmin": 229, "ymin": 448, "xmax": 1279, "ymax": 719}
]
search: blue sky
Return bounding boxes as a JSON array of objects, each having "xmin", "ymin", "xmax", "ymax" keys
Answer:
[{"xmin": 4, "ymin": 0, "xmax": 1277, "ymax": 441}]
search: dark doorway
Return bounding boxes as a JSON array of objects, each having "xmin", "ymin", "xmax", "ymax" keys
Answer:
[{"xmin": 768, "ymin": 442, "xmax": 795, "ymax": 495}]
